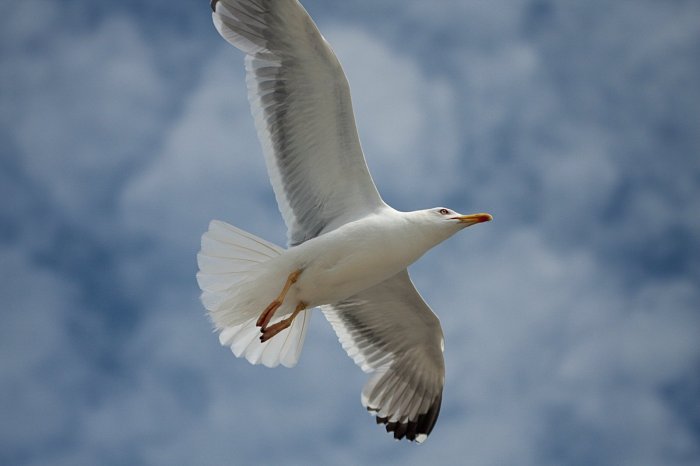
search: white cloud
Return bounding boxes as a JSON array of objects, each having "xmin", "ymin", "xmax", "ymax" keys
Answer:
[
  {"xmin": 120, "ymin": 46, "xmax": 287, "ymax": 251},
  {"xmin": 4, "ymin": 11, "xmax": 168, "ymax": 223},
  {"xmin": 0, "ymin": 247, "xmax": 87, "ymax": 455}
]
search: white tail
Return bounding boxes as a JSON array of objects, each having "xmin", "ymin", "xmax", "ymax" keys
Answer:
[{"xmin": 197, "ymin": 220, "xmax": 311, "ymax": 368}]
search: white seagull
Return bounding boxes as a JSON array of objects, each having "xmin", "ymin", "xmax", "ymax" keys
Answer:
[{"xmin": 198, "ymin": 0, "xmax": 492, "ymax": 443}]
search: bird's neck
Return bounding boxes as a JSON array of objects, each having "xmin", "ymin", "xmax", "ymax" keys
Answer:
[{"xmin": 395, "ymin": 211, "xmax": 452, "ymax": 260}]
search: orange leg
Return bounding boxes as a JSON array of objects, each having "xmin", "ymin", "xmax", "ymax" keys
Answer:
[
  {"xmin": 260, "ymin": 301, "xmax": 307, "ymax": 343},
  {"xmin": 256, "ymin": 269, "xmax": 302, "ymax": 329}
]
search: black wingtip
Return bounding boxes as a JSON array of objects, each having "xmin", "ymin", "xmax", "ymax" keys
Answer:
[
  {"xmin": 369, "ymin": 393, "xmax": 443, "ymax": 443},
  {"xmin": 210, "ymin": 0, "xmax": 219, "ymax": 12}
]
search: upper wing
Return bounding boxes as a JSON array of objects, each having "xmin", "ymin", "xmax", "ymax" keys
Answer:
[
  {"xmin": 211, "ymin": 0, "xmax": 386, "ymax": 246},
  {"xmin": 322, "ymin": 270, "xmax": 445, "ymax": 443}
]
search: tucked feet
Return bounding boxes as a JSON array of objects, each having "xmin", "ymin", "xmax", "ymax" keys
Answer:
[
  {"xmin": 260, "ymin": 301, "xmax": 306, "ymax": 343},
  {"xmin": 256, "ymin": 269, "xmax": 303, "ymax": 331},
  {"xmin": 256, "ymin": 299, "xmax": 281, "ymax": 328}
]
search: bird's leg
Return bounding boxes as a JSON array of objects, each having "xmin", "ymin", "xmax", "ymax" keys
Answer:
[
  {"xmin": 260, "ymin": 301, "xmax": 307, "ymax": 343},
  {"xmin": 256, "ymin": 269, "xmax": 303, "ymax": 329}
]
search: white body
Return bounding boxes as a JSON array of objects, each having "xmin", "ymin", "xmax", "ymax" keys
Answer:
[
  {"xmin": 280, "ymin": 207, "xmax": 447, "ymax": 307},
  {"xmin": 204, "ymin": 207, "xmax": 458, "ymax": 329}
]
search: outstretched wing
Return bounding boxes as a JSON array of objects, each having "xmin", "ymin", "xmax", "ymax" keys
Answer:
[
  {"xmin": 322, "ymin": 270, "xmax": 445, "ymax": 443},
  {"xmin": 211, "ymin": 0, "xmax": 386, "ymax": 246}
]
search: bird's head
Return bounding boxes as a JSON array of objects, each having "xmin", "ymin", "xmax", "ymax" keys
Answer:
[{"xmin": 415, "ymin": 207, "xmax": 493, "ymax": 243}]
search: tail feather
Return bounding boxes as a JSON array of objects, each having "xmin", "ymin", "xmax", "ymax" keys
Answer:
[
  {"xmin": 197, "ymin": 220, "xmax": 310, "ymax": 368},
  {"xmin": 203, "ymin": 220, "xmax": 281, "ymax": 259}
]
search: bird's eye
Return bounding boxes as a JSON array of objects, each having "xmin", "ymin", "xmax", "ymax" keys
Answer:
[{"xmin": 438, "ymin": 208, "xmax": 450, "ymax": 215}]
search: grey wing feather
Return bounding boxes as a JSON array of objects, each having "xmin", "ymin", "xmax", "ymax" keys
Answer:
[
  {"xmin": 212, "ymin": 0, "xmax": 385, "ymax": 246},
  {"xmin": 322, "ymin": 270, "xmax": 446, "ymax": 443}
]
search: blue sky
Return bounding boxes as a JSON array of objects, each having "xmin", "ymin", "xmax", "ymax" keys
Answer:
[{"xmin": 2, "ymin": 0, "xmax": 699, "ymax": 464}]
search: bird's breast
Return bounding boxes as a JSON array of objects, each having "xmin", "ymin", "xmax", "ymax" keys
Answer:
[{"xmin": 290, "ymin": 217, "xmax": 426, "ymax": 306}]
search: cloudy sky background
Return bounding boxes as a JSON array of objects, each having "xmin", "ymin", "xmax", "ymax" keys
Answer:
[{"xmin": 2, "ymin": 0, "xmax": 699, "ymax": 464}]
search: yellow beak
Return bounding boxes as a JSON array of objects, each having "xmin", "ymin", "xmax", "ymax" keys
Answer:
[{"xmin": 451, "ymin": 213, "xmax": 493, "ymax": 224}]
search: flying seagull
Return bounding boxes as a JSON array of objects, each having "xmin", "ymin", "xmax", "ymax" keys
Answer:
[{"xmin": 198, "ymin": 0, "xmax": 492, "ymax": 443}]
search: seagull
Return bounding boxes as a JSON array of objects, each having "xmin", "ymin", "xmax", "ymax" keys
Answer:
[{"xmin": 198, "ymin": 0, "xmax": 492, "ymax": 443}]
